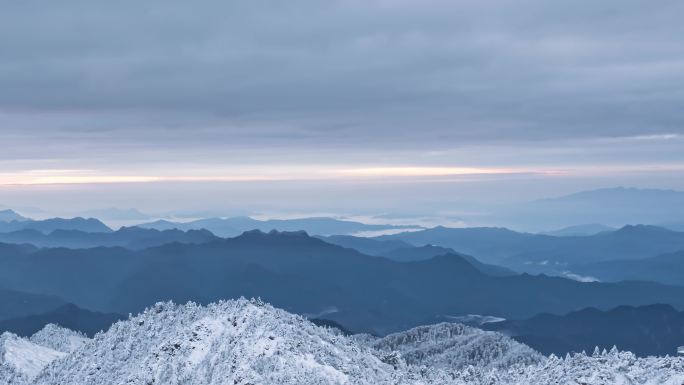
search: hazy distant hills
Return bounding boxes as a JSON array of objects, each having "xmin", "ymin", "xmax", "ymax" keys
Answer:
[
  {"xmin": 380, "ymin": 244, "xmax": 456, "ymax": 262},
  {"xmin": 498, "ymin": 187, "xmax": 684, "ymax": 230},
  {"xmin": 327, "ymin": 241, "xmax": 516, "ymax": 277},
  {"xmin": 542, "ymin": 223, "xmax": 615, "ymax": 236},
  {"xmin": 0, "ymin": 209, "xmax": 27, "ymax": 222},
  {"xmin": 4, "ymin": 186, "xmax": 684, "ymax": 234},
  {"xmin": 3, "ymin": 231, "xmax": 684, "ymax": 335},
  {"xmin": 504, "ymin": 225, "xmax": 684, "ymax": 269},
  {"xmin": 0, "ymin": 289, "xmax": 65, "ymax": 321},
  {"xmin": 0, "ymin": 217, "xmax": 111, "ymax": 234},
  {"xmin": 661, "ymin": 222, "xmax": 684, "ymax": 232},
  {"xmin": 570, "ymin": 250, "xmax": 684, "ymax": 286},
  {"xmin": 378, "ymin": 225, "xmax": 684, "ymax": 274},
  {"xmin": 0, "ymin": 227, "xmax": 219, "ymax": 250},
  {"xmin": 78, "ymin": 207, "xmax": 150, "ymax": 221},
  {"xmin": 379, "ymin": 246, "xmax": 517, "ymax": 277},
  {"xmin": 138, "ymin": 216, "xmax": 419, "ymax": 237},
  {"xmin": 316, "ymin": 234, "xmax": 413, "ymax": 255},
  {"xmin": 376, "ymin": 226, "xmax": 538, "ymax": 264},
  {"xmin": 319, "ymin": 235, "xmax": 516, "ymax": 276},
  {"xmin": 3, "ymin": 210, "xmax": 684, "ymax": 285},
  {"xmin": 484, "ymin": 304, "xmax": 684, "ymax": 357},
  {"xmin": 0, "ymin": 304, "xmax": 123, "ymax": 338}
]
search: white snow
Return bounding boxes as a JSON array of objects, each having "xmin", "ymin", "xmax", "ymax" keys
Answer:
[
  {"xmin": 370, "ymin": 322, "xmax": 542, "ymax": 371},
  {"xmin": 293, "ymin": 353, "xmax": 349, "ymax": 384},
  {"xmin": 186, "ymin": 317, "xmax": 226, "ymax": 366},
  {"xmin": 2, "ymin": 335, "xmax": 66, "ymax": 380},
  {"xmin": 65, "ymin": 336, "xmax": 88, "ymax": 352},
  {"xmin": 29, "ymin": 324, "xmax": 88, "ymax": 353},
  {"xmin": 1, "ymin": 299, "xmax": 681, "ymax": 385}
]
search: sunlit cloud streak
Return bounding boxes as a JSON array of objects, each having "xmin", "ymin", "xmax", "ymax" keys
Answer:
[
  {"xmin": 0, "ymin": 166, "xmax": 534, "ymax": 186},
  {"xmin": 4, "ymin": 164, "xmax": 684, "ymax": 186}
]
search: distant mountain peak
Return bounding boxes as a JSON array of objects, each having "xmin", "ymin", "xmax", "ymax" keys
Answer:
[
  {"xmin": 138, "ymin": 215, "xmax": 415, "ymax": 237},
  {"xmin": 419, "ymin": 253, "xmax": 484, "ymax": 274},
  {"xmin": 613, "ymin": 224, "xmax": 675, "ymax": 235},
  {"xmin": 543, "ymin": 224, "xmax": 615, "ymax": 237},
  {"xmin": 551, "ymin": 186, "xmax": 684, "ymax": 198},
  {"xmin": 239, "ymin": 229, "xmax": 311, "ymax": 238},
  {"xmin": 0, "ymin": 209, "xmax": 27, "ymax": 222}
]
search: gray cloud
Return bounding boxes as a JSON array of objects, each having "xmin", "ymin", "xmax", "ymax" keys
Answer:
[{"xmin": 0, "ymin": 0, "xmax": 683, "ymax": 173}]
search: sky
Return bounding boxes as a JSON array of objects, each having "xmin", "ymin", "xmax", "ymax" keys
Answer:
[{"xmin": 1, "ymin": 0, "xmax": 684, "ymax": 220}]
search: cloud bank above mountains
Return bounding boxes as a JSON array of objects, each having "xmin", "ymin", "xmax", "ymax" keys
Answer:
[{"xmin": 1, "ymin": 0, "xmax": 683, "ymax": 211}]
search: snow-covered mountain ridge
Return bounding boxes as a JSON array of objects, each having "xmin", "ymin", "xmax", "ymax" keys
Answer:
[
  {"xmin": 369, "ymin": 322, "xmax": 543, "ymax": 370},
  {"xmin": 1, "ymin": 299, "xmax": 682, "ymax": 385}
]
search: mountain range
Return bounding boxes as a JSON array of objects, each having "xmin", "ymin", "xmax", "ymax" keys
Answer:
[
  {"xmin": 5, "ymin": 186, "xmax": 684, "ymax": 233},
  {"xmin": 371, "ymin": 244, "xmax": 515, "ymax": 276},
  {"xmin": 3, "ymin": 230, "xmax": 684, "ymax": 335},
  {"xmin": 3, "ymin": 191, "xmax": 684, "ymax": 366},
  {"xmin": 0, "ymin": 217, "xmax": 111, "ymax": 234},
  {"xmin": 0, "ymin": 227, "xmax": 219, "ymax": 250},
  {"xmin": 0, "ymin": 209, "xmax": 26, "ymax": 222},
  {"xmin": 542, "ymin": 223, "xmax": 615, "ymax": 236},
  {"xmin": 316, "ymin": 234, "xmax": 413, "ymax": 255},
  {"xmin": 569, "ymin": 250, "xmax": 684, "ymax": 286},
  {"xmin": 8, "ymin": 213, "xmax": 684, "ymax": 284},
  {"xmin": 138, "ymin": 216, "xmax": 419, "ymax": 237},
  {"xmin": 495, "ymin": 187, "xmax": 684, "ymax": 230},
  {"xmin": 377, "ymin": 224, "xmax": 684, "ymax": 277}
]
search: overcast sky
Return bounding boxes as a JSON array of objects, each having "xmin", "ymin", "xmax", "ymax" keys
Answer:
[{"xmin": 1, "ymin": 0, "xmax": 683, "ymax": 219}]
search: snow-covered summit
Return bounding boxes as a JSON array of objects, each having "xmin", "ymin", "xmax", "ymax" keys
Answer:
[
  {"xmin": 29, "ymin": 324, "xmax": 88, "ymax": 354},
  {"xmin": 370, "ymin": 322, "xmax": 543, "ymax": 370},
  {"xmin": 2, "ymin": 299, "xmax": 683, "ymax": 385},
  {"xmin": 34, "ymin": 298, "xmax": 406, "ymax": 385}
]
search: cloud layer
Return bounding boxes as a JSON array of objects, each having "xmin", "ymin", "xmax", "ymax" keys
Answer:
[{"xmin": 0, "ymin": 0, "xmax": 683, "ymax": 214}]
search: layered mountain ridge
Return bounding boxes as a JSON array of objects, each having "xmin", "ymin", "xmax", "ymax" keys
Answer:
[{"xmin": 3, "ymin": 230, "xmax": 684, "ymax": 336}]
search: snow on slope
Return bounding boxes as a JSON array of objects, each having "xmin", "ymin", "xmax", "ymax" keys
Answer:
[
  {"xmin": 33, "ymin": 299, "xmax": 410, "ymax": 385},
  {"xmin": 2, "ymin": 299, "xmax": 683, "ymax": 385},
  {"xmin": 30, "ymin": 324, "xmax": 88, "ymax": 353},
  {"xmin": 506, "ymin": 348, "xmax": 684, "ymax": 385},
  {"xmin": 370, "ymin": 322, "xmax": 542, "ymax": 371},
  {"xmin": 0, "ymin": 332, "xmax": 65, "ymax": 382},
  {"xmin": 427, "ymin": 348, "xmax": 684, "ymax": 385}
]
